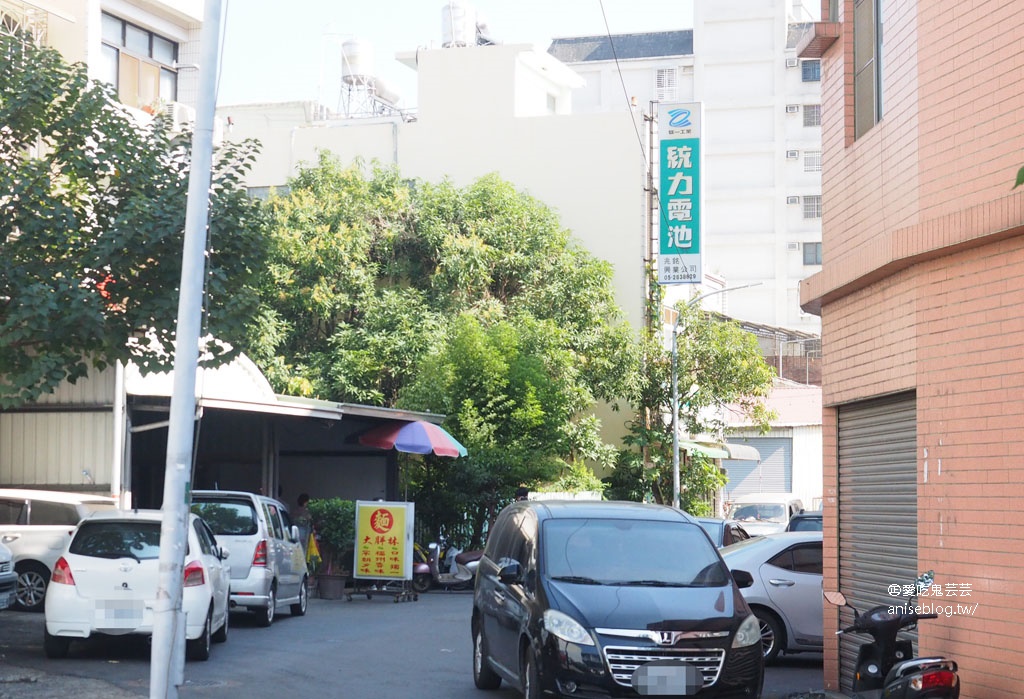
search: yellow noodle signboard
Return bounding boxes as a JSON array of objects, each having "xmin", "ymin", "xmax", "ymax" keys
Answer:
[{"xmin": 354, "ymin": 500, "xmax": 414, "ymax": 580}]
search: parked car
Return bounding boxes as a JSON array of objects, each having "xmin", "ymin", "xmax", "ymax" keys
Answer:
[
  {"xmin": 472, "ymin": 500, "xmax": 764, "ymax": 698},
  {"xmin": 720, "ymin": 531, "xmax": 823, "ymax": 663},
  {"xmin": 696, "ymin": 517, "xmax": 752, "ymax": 547},
  {"xmin": 0, "ymin": 488, "xmax": 118, "ymax": 611},
  {"xmin": 0, "ymin": 542, "xmax": 16, "ymax": 611},
  {"xmin": 43, "ymin": 509, "xmax": 230, "ymax": 660},
  {"xmin": 785, "ymin": 510, "xmax": 823, "ymax": 532},
  {"xmin": 190, "ymin": 490, "xmax": 307, "ymax": 626},
  {"xmin": 725, "ymin": 493, "xmax": 805, "ymax": 536}
]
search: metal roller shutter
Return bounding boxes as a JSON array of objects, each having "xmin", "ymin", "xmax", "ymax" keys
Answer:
[
  {"xmin": 722, "ymin": 437, "xmax": 792, "ymax": 499},
  {"xmin": 836, "ymin": 392, "xmax": 917, "ymax": 691}
]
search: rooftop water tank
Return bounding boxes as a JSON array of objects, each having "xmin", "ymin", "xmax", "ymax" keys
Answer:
[
  {"xmin": 341, "ymin": 38, "xmax": 374, "ymax": 83},
  {"xmin": 441, "ymin": 1, "xmax": 476, "ymax": 47}
]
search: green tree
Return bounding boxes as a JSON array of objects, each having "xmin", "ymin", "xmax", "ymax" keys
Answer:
[
  {"xmin": 248, "ymin": 156, "xmax": 640, "ymax": 545},
  {"xmin": 0, "ymin": 32, "xmax": 267, "ymax": 407},
  {"xmin": 607, "ymin": 301, "xmax": 777, "ymax": 513}
]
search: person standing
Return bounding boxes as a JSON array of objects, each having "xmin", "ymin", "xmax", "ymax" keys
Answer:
[{"xmin": 295, "ymin": 493, "xmax": 313, "ymax": 557}]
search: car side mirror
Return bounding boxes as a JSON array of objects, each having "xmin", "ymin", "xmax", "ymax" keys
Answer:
[
  {"xmin": 290, "ymin": 525, "xmax": 301, "ymax": 542},
  {"xmin": 219, "ymin": 546, "xmax": 230, "ymax": 561},
  {"xmin": 498, "ymin": 561, "xmax": 523, "ymax": 584},
  {"xmin": 731, "ymin": 569, "xmax": 754, "ymax": 589}
]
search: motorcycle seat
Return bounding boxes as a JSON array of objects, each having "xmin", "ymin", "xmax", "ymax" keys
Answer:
[{"xmin": 455, "ymin": 549, "xmax": 483, "ymax": 565}]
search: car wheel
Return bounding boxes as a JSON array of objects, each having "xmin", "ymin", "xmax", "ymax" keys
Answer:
[
  {"xmin": 472, "ymin": 624, "xmax": 501, "ymax": 690},
  {"xmin": 186, "ymin": 609, "xmax": 212, "ymax": 661},
  {"xmin": 43, "ymin": 629, "xmax": 70, "ymax": 659},
  {"xmin": 754, "ymin": 608, "xmax": 785, "ymax": 664},
  {"xmin": 522, "ymin": 646, "xmax": 541, "ymax": 699},
  {"xmin": 412, "ymin": 573, "xmax": 432, "ymax": 594},
  {"xmin": 290, "ymin": 577, "xmax": 308, "ymax": 616},
  {"xmin": 212, "ymin": 604, "xmax": 229, "ymax": 644},
  {"xmin": 256, "ymin": 585, "xmax": 276, "ymax": 627},
  {"xmin": 15, "ymin": 562, "xmax": 50, "ymax": 612}
]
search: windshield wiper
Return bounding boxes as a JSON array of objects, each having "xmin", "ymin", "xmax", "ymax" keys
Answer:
[
  {"xmin": 550, "ymin": 575, "xmax": 603, "ymax": 585},
  {"xmin": 609, "ymin": 579, "xmax": 689, "ymax": 587},
  {"xmin": 96, "ymin": 551, "xmax": 141, "ymax": 563}
]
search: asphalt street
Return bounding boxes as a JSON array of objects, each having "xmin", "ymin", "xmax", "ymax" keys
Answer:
[{"xmin": 0, "ymin": 589, "xmax": 823, "ymax": 698}]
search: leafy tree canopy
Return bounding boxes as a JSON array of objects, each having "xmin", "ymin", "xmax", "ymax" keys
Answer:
[{"xmin": 0, "ymin": 32, "xmax": 267, "ymax": 408}]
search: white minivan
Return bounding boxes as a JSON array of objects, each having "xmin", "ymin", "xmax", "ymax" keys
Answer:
[
  {"xmin": 726, "ymin": 493, "xmax": 805, "ymax": 537},
  {"xmin": 190, "ymin": 490, "xmax": 307, "ymax": 626}
]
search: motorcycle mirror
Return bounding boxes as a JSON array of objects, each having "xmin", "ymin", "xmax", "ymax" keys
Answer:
[
  {"xmin": 916, "ymin": 570, "xmax": 935, "ymax": 592},
  {"xmin": 823, "ymin": 590, "xmax": 847, "ymax": 607}
]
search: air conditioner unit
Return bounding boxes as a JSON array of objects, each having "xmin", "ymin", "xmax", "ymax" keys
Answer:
[
  {"xmin": 787, "ymin": 242, "xmax": 801, "ymax": 251},
  {"xmin": 161, "ymin": 101, "xmax": 196, "ymax": 129},
  {"xmin": 785, "ymin": 58, "xmax": 799, "ymax": 68},
  {"xmin": 786, "ymin": 104, "xmax": 800, "ymax": 113},
  {"xmin": 786, "ymin": 196, "xmax": 801, "ymax": 205},
  {"xmin": 786, "ymin": 150, "xmax": 800, "ymax": 159}
]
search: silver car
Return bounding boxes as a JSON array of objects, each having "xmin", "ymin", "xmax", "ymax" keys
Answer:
[
  {"xmin": 190, "ymin": 490, "xmax": 307, "ymax": 626},
  {"xmin": 0, "ymin": 542, "xmax": 17, "ymax": 610},
  {"xmin": 720, "ymin": 531, "xmax": 823, "ymax": 663}
]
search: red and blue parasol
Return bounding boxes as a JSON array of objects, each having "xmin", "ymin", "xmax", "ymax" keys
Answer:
[{"xmin": 357, "ymin": 420, "xmax": 467, "ymax": 458}]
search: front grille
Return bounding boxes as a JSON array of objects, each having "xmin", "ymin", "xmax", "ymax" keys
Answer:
[
  {"xmin": 0, "ymin": 561, "xmax": 10, "ymax": 574},
  {"xmin": 603, "ymin": 645, "xmax": 725, "ymax": 688}
]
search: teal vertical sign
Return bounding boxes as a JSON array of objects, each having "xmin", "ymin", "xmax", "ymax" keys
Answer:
[{"xmin": 657, "ymin": 102, "xmax": 702, "ymax": 285}]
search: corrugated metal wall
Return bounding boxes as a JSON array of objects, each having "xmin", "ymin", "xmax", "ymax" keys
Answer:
[
  {"xmin": 0, "ymin": 365, "xmax": 117, "ymax": 489},
  {"xmin": 836, "ymin": 392, "xmax": 917, "ymax": 691},
  {"xmin": 723, "ymin": 437, "xmax": 793, "ymax": 498}
]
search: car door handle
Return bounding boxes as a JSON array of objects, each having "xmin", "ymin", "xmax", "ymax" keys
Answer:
[
  {"xmin": 768, "ymin": 579, "xmax": 795, "ymax": 587},
  {"xmin": 1, "ymin": 534, "xmax": 18, "ymax": 544},
  {"xmin": 493, "ymin": 592, "xmax": 506, "ymax": 605}
]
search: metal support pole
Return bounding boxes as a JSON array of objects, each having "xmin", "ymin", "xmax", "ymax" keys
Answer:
[
  {"xmin": 150, "ymin": 2, "xmax": 223, "ymax": 697},
  {"xmin": 670, "ymin": 283, "xmax": 762, "ymax": 510}
]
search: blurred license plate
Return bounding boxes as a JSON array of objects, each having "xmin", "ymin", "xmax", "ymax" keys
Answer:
[
  {"xmin": 0, "ymin": 591, "xmax": 13, "ymax": 610},
  {"xmin": 95, "ymin": 600, "xmax": 144, "ymax": 625},
  {"xmin": 631, "ymin": 660, "xmax": 701, "ymax": 696}
]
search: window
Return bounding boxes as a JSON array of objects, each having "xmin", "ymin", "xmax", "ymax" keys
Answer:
[
  {"xmin": 0, "ymin": 499, "xmax": 27, "ymax": 525},
  {"xmin": 766, "ymin": 543, "xmax": 823, "ymax": 575},
  {"xmin": 804, "ymin": 150, "xmax": 822, "ymax": 172},
  {"xmin": 99, "ymin": 12, "xmax": 178, "ymax": 110},
  {"xmin": 803, "ymin": 104, "xmax": 821, "ymax": 126},
  {"xmin": 656, "ymin": 68, "xmax": 678, "ymax": 101},
  {"xmin": 30, "ymin": 501, "xmax": 80, "ymax": 526},
  {"xmin": 802, "ymin": 195, "xmax": 822, "ymax": 219},
  {"xmin": 801, "ymin": 59, "xmax": 821, "ymax": 82},
  {"xmin": 854, "ymin": 0, "xmax": 882, "ymax": 138},
  {"xmin": 803, "ymin": 242, "xmax": 823, "ymax": 265}
]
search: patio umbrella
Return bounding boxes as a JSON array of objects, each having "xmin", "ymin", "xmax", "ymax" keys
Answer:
[{"xmin": 358, "ymin": 420, "xmax": 468, "ymax": 458}]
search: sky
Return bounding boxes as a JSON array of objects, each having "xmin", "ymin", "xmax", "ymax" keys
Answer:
[{"xmin": 216, "ymin": 0, "xmax": 695, "ymax": 109}]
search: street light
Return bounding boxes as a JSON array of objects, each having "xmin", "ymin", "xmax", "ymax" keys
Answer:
[{"xmin": 670, "ymin": 283, "xmax": 762, "ymax": 510}]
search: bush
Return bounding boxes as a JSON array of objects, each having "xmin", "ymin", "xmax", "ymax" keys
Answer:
[{"xmin": 307, "ymin": 498, "xmax": 355, "ymax": 575}]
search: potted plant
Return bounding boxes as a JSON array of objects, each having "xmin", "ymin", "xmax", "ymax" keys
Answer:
[{"xmin": 306, "ymin": 498, "xmax": 355, "ymax": 599}]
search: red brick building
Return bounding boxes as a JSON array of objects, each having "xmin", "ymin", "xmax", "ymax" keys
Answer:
[{"xmin": 799, "ymin": 1, "xmax": 1024, "ymax": 696}]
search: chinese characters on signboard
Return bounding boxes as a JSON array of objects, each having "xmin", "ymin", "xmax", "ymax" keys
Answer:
[
  {"xmin": 354, "ymin": 500, "xmax": 414, "ymax": 581},
  {"xmin": 657, "ymin": 102, "xmax": 702, "ymax": 285}
]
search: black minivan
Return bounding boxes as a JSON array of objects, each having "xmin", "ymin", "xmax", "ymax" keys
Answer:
[{"xmin": 471, "ymin": 500, "xmax": 764, "ymax": 698}]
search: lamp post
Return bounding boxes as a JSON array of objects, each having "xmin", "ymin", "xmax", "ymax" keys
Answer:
[{"xmin": 670, "ymin": 283, "xmax": 762, "ymax": 510}]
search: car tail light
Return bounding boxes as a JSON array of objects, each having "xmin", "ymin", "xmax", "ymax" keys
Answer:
[
  {"xmin": 252, "ymin": 539, "xmax": 268, "ymax": 567},
  {"xmin": 910, "ymin": 670, "xmax": 957, "ymax": 690},
  {"xmin": 51, "ymin": 557, "xmax": 75, "ymax": 586},
  {"xmin": 183, "ymin": 560, "xmax": 205, "ymax": 587}
]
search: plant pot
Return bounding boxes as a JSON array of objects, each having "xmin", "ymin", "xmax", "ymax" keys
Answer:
[{"xmin": 317, "ymin": 573, "xmax": 349, "ymax": 600}]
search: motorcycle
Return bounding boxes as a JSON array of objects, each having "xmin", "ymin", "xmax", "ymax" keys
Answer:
[
  {"xmin": 415, "ymin": 534, "xmax": 482, "ymax": 592},
  {"xmin": 816, "ymin": 571, "xmax": 960, "ymax": 699}
]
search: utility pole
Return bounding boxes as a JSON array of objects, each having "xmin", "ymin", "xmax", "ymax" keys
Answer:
[{"xmin": 150, "ymin": 2, "xmax": 223, "ymax": 697}]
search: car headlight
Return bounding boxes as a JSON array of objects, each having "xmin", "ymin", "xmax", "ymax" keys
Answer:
[
  {"xmin": 732, "ymin": 613, "xmax": 761, "ymax": 648},
  {"xmin": 543, "ymin": 609, "xmax": 595, "ymax": 646}
]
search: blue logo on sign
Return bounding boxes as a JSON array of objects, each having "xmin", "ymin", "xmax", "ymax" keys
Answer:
[{"xmin": 668, "ymin": 109, "xmax": 691, "ymax": 127}]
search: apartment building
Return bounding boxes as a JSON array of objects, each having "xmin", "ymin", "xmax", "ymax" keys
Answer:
[{"xmin": 799, "ymin": 1, "xmax": 1024, "ymax": 695}]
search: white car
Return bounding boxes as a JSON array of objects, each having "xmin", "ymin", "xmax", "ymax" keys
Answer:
[
  {"xmin": 43, "ymin": 510, "xmax": 230, "ymax": 661},
  {"xmin": 720, "ymin": 531, "xmax": 823, "ymax": 663},
  {"xmin": 0, "ymin": 542, "xmax": 16, "ymax": 610},
  {"xmin": 0, "ymin": 488, "xmax": 118, "ymax": 611}
]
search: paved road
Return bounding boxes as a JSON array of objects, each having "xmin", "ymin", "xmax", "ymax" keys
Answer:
[{"xmin": 0, "ymin": 589, "xmax": 822, "ymax": 698}]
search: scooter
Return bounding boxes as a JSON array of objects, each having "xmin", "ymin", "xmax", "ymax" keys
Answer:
[
  {"xmin": 817, "ymin": 571, "xmax": 960, "ymax": 698},
  {"xmin": 424, "ymin": 534, "xmax": 482, "ymax": 591}
]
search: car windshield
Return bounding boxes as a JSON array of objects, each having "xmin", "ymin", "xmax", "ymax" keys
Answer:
[
  {"xmin": 542, "ymin": 518, "xmax": 730, "ymax": 587},
  {"xmin": 191, "ymin": 500, "xmax": 258, "ymax": 535},
  {"xmin": 728, "ymin": 503, "xmax": 787, "ymax": 523},
  {"xmin": 69, "ymin": 521, "xmax": 163, "ymax": 560}
]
